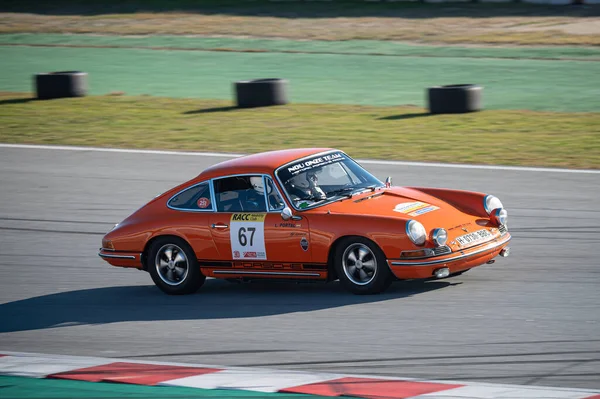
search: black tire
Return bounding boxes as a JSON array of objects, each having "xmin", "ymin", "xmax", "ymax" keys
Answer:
[
  {"xmin": 35, "ymin": 71, "xmax": 88, "ymax": 100},
  {"xmin": 147, "ymin": 236, "xmax": 205, "ymax": 295},
  {"xmin": 427, "ymin": 84, "xmax": 482, "ymax": 114},
  {"xmin": 334, "ymin": 237, "xmax": 393, "ymax": 295},
  {"xmin": 234, "ymin": 78, "xmax": 289, "ymax": 108}
]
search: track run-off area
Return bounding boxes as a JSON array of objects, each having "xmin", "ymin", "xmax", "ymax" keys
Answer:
[
  {"xmin": 1, "ymin": 38, "xmax": 600, "ymax": 111},
  {"xmin": 0, "ymin": 144, "xmax": 599, "ymax": 391}
]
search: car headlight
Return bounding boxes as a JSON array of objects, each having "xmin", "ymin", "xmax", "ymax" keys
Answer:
[
  {"xmin": 484, "ymin": 195, "xmax": 503, "ymax": 215},
  {"xmin": 406, "ymin": 220, "xmax": 426, "ymax": 246},
  {"xmin": 490, "ymin": 208, "xmax": 508, "ymax": 226},
  {"xmin": 431, "ymin": 228, "xmax": 448, "ymax": 247}
]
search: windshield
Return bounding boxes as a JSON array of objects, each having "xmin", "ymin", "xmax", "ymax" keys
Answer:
[{"xmin": 276, "ymin": 151, "xmax": 383, "ymax": 210}]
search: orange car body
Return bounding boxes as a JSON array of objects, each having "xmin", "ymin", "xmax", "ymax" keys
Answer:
[{"xmin": 100, "ymin": 148, "xmax": 511, "ymax": 287}]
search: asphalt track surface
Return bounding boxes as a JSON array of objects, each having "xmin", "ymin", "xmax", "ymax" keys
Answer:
[{"xmin": 0, "ymin": 146, "xmax": 598, "ymax": 390}]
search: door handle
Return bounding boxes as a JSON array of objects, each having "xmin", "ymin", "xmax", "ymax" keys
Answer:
[{"xmin": 211, "ymin": 223, "xmax": 229, "ymax": 229}]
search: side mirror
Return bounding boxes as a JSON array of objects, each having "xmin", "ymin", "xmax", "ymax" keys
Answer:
[
  {"xmin": 281, "ymin": 207, "xmax": 293, "ymax": 221},
  {"xmin": 385, "ymin": 176, "xmax": 392, "ymax": 188},
  {"xmin": 281, "ymin": 207, "xmax": 302, "ymax": 221}
]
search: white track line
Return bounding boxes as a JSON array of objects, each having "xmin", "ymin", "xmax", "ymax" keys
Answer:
[
  {"xmin": 0, "ymin": 143, "xmax": 243, "ymax": 158},
  {"xmin": 1, "ymin": 143, "xmax": 598, "ymax": 175}
]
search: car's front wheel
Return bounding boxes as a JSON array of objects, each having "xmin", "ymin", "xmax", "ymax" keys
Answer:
[
  {"xmin": 147, "ymin": 236, "xmax": 205, "ymax": 295},
  {"xmin": 334, "ymin": 237, "xmax": 393, "ymax": 295}
]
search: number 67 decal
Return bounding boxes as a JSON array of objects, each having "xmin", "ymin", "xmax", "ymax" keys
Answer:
[
  {"xmin": 238, "ymin": 227, "xmax": 256, "ymax": 246},
  {"xmin": 230, "ymin": 213, "xmax": 267, "ymax": 260}
]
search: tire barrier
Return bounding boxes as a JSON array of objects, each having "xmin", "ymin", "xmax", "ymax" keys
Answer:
[
  {"xmin": 35, "ymin": 71, "xmax": 88, "ymax": 100},
  {"xmin": 234, "ymin": 78, "xmax": 289, "ymax": 108},
  {"xmin": 427, "ymin": 84, "xmax": 483, "ymax": 114}
]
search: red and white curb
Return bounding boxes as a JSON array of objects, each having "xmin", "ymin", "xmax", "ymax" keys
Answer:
[{"xmin": 0, "ymin": 351, "xmax": 598, "ymax": 399}]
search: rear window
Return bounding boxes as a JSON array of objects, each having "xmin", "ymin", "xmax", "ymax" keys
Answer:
[{"xmin": 168, "ymin": 182, "xmax": 213, "ymax": 211}]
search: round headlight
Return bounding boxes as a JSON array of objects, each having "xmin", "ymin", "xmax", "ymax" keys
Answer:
[
  {"xmin": 484, "ymin": 195, "xmax": 503, "ymax": 215},
  {"xmin": 406, "ymin": 220, "xmax": 426, "ymax": 246},
  {"xmin": 431, "ymin": 228, "xmax": 448, "ymax": 247},
  {"xmin": 491, "ymin": 208, "xmax": 508, "ymax": 226}
]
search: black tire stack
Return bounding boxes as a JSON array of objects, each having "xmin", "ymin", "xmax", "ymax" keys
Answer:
[
  {"xmin": 427, "ymin": 84, "xmax": 483, "ymax": 114},
  {"xmin": 34, "ymin": 71, "xmax": 88, "ymax": 100},
  {"xmin": 234, "ymin": 78, "xmax": 289, "ymax": 108}
]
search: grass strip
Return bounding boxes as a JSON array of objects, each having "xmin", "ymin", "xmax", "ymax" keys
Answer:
[
  {"xmin": 1, "ymin": 93, "xmax": 598, "ymax": 169},
  {"xmin": 1, "ymin": 2, "xmax": 598, "ymax": 46},
  {"xmin": 2, "ymin": 46, "xmax": 599, "ymax": 112},
  {"xmin": 2, "ymin": 34, "xmax": 600, "ymax": 61}
]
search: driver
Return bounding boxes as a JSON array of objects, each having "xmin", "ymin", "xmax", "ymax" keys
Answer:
[
  {"xmin": 246, "ymin": 176, "xmax": 266, "ymax": 211},
  {"xmin": 306, "ymin": 171, "xmax": 327, "ymax": 200},
  {"xmin": 287, "ymin": 171, "xmax": 327, "ymax": 209}
]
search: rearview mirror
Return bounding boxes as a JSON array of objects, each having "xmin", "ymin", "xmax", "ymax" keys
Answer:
[{"xmin": 385, "ymin": 176, "xmax": 392, "ymax": 188}]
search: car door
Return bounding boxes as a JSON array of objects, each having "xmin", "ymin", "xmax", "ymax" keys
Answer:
[
  {"xmin": 261, "ymin": 176, "xmax": 312, "ymax": 266},
  {"xmin": 207, "ymin": 174, "xmax": 313, "ymax": 277}
]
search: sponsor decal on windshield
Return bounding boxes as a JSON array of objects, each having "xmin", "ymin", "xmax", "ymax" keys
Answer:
[
  {"xmin": 286, "ymin": 152, "xmax": 345, "ymax": 176},
  {"xmin": 394, "ymin": 202, "xmax": 439, "ymax": 217}
]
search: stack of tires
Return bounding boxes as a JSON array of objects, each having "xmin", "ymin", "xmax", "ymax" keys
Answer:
[
  {"xmin": 34, "ymin": 71, "xmax": 88, "ymax": 100},
  {"xmin": 234, "ymin": 78, "xmax": 289, "ymax": 108},
  {"xmin": 427, "ymin": 84, "xmax": 483, "ymax": 114}
]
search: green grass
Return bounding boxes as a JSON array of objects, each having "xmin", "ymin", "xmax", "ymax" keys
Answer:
[
  {"xmin": 3, "ymin": 34, "xmax": 600, "ymax": 61},
  {"xmin": 1, "ymin": 1, "xmax": 598, "ymax": 45},
  {"xmin": 2, "ymin": 46, "xmax": 599, "ymax": 112},
  {"xmin": 1, "ymin": 93, "xmax": 598, "ymax": 169}
]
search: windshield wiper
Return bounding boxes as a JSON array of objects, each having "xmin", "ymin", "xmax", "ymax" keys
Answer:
[
  {"xmin": 327, "ymin": 187, "xmax": 356, "ymax": 198},
  {"xmin": 298, "ymin": 195, "xmax": 326, "ymax": 202},
  {"xmin": 330, "ymin": 185, "xmax": 379, "ymax": 197}
]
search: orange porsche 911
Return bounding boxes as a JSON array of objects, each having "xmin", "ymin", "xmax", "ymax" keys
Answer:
[{"xmin": 99, "ymin": 148, "xmax": 511, "ymax": 295}]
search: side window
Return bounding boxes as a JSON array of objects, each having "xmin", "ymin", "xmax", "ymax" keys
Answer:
[
  {"xmin": 168, "ymin": 182, "xmax": 212, "ymax": 211},
  {"xmin": 265, "ymin": 176, "xmax": 286, "ymax": 211},
  {"xmin": 214, "ymin": 176, "xmax": 267, "ymax": 213}
]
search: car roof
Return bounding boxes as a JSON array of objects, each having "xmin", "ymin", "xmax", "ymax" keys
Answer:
[{"xmin": 197, "ymin": 148, "xmax": 336, "ymax": 180}]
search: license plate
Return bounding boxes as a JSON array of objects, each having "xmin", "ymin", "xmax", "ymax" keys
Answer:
[{"xmin": 456, "ymin": 229, "xmax": 492, "ymax": 246}]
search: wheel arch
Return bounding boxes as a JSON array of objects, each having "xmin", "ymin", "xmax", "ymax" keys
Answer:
[
  {"xmin": 327, "ymin": 235, "xmax": 384, "ymax": 281},
  {"xmin": 141, "ymin": 233, "xmax": 191, "ymax": 271}
]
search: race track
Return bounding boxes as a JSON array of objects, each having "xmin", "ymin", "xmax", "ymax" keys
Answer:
[{"xmin": 0, "ymin": 145, "xmax": 599, "ymax": 390}]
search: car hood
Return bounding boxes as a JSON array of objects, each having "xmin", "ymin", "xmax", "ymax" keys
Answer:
[
  {"xmin": 320, "ymin": 187, "xmax": 464, "ymax": 220},
  {"xmin": 316, "ymin": 187, "xmax": 491, "ymax": 249}
]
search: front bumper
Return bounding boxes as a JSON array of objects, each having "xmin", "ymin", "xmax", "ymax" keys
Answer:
[
  {"xmin": 98, "ymin": 248, "xmax": 143, "ymax": 269},
  {"xmin": 388, "ymin": 233, "xmax": 511, "ymax": 279}
]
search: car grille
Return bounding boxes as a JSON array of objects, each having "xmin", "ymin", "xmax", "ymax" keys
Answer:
[
  {"xmin": 433, "ymin": 246, "xmax": 452, "ymax": 256},
  {"xmin": 499, "ymin": 224, "xmax": 508, "ymax": 236}
]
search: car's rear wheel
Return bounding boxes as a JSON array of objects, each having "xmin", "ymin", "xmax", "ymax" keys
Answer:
[
  {"xmin": 147, "ymin": 237, "xmax": 205, "ymax": 295},
  {"xmin": 334, "ymin": 237, "xmax": 393, "ymax": 295}
]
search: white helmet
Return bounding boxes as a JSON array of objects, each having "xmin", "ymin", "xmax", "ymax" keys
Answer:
[{"xmin": 250, "ymin": 176, "xmax": 265, "ymax": 195}]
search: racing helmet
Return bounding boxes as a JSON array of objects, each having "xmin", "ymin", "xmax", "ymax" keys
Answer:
[
  {"xmin": 250, "ymin": 176, "xmax": 265, "ymax": 195},
  {"xmin": 288, "ymin": 173, "xmax": 307, "ymax": 188}
]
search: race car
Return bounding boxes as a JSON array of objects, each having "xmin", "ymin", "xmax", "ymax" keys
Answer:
[{"xmin": 99, "ymin": 148, "xmax": 511, "ymax": 295}]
